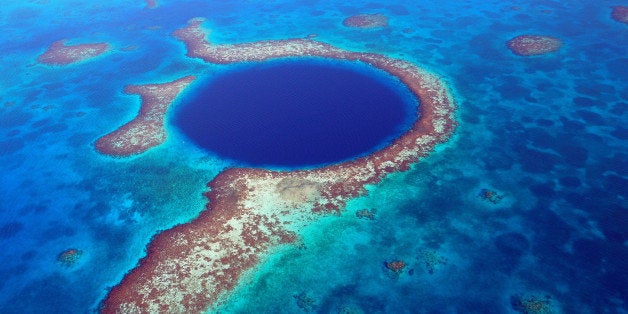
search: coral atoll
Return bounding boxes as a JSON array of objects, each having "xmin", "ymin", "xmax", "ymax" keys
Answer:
[{"xmin": 100, "ymin": 18, "xmax": 456, "ymax": 313}]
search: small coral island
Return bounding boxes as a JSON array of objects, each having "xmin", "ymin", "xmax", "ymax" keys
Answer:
[
  {"xmin": 37, "ymin": 40, "xmax": 109, "ymax": 65},
  {"xmin": 506, "ymin": 35, "xmax": 561, "ymax": 56}
]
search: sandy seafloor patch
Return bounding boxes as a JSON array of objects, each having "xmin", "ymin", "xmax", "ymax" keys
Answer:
[{"xmin": 0, "ymin": 0, "xmax": 626, "ymax": 312}]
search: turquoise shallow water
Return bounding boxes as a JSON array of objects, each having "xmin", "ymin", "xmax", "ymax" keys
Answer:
[{"xmin": 0, "ymin": 0, "xmax": 626, "ymax": 313}]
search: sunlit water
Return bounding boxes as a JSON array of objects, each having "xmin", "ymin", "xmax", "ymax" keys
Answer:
[{"xmin": 0, "ymin": 0, "xmax": 626, "ymax": 312}]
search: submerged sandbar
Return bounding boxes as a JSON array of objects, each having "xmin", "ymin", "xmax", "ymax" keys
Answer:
[{"xmin": 100, "ymin": 18, "xmax": 456, "ymax": 313}]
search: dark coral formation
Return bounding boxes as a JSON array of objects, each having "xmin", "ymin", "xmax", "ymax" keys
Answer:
[
  {"xmin": 419, "ymin": 249, "xmax": 447, "ymax": 274},
  {"xmin": 384, "ymin": 260, "xmax": 406, "ymax": 275},
  {"xmin": 511, "ymin": 293, "xmax": 555, "ymax": 314},
  {"xmin": 478, "ymin": 188, "xmax": 504, "ymax": 204},
  {"xmin": 294, "ymin": 292, "xmax": 316, "ymax": 312},
  {"xmin": 355, "ymin": 208, "xmax": 376, "ymax": 220},
  {"xmin": 57, "ymin": 248, "xmax": 83, "ymax": 267}
]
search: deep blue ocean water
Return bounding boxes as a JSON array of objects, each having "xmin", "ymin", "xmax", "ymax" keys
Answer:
[
  {"xmin": 0, "ymin": 0, "xmax": 626, "ymax": 313},
  {"xmin": 173, "ymin": 59, "xmax": 416, "ymax": 168}
]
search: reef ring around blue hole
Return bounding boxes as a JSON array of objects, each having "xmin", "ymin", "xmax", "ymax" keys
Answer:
[{"xmin": 172, "ymin": 58, "xmax": 418, "ymax": 169}]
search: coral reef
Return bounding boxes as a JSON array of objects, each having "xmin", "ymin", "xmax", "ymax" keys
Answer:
[
  {"xmin": 511, "ymin": 293, "xmax": 555, "ymax": 314},
  {"xmin": 145, "ymin": 0, "xmax": 157, "ymax": 9},
  {"xmin": 294, "ymin": 292, "xmax": 316, "ymax": 312},
  {"xmin": 95, "ymin": 76, "xmax": 196, "ymax": 157},
  {"xmin": 506, "ymin": 35, "xmax": 561, "ymax": 56},
  {"xmin": 338, "ymin": 304, "xmax": 364, "ymax": 314},
  {"xmin": 611, "ymin": 6, "xmax": 628, "ymax": 24},
  {"xmin": 342, "ymin": 14, "xmax": 388, "ymax": 28},
  {"xmin": 419, "ymin": 249, "xmax": 447, "ymax": 274},
  {"xmin": 355, "ymin": 208, "xmax": 376, "ymax": 220},
  {"xmin": 101, "ymin": 18, "xmax": 456, "ymax": 313},
  {"xmin": 38, "ymin": 40, "xmax": 109, "ymax": 65},
  {"xmin": 57, "ymin": 248, "xmax": 83, "ymax": 267},
  {"xmin": 385, "ymin": 260, "xmax": 406, "ymax": 273},
  {"xmin": 478, "ymin": 188, "xmax": 504, "ymax": 204}
]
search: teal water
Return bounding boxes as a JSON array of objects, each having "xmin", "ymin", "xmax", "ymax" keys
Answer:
[{"xmin": 0, "ymin": 0, "xmax": 626, "ymax": 313}]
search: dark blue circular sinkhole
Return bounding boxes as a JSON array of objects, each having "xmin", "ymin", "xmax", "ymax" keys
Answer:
[{"xmin": 173, "ymin": 58, "xmax": 417, "ymax": 168}]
